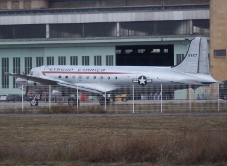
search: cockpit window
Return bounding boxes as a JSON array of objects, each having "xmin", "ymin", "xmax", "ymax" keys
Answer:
[{"xmin": 29, "ymin": 71, "xmax": 33, "ymax": 75}]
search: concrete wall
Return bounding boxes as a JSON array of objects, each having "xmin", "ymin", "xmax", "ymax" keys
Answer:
[{"xmin": 210, "ymin": 0, "xmax": 227, "ymax": 81}]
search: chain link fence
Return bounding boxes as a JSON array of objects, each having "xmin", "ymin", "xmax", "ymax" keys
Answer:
[{"xmin": 0, "ymin": 83, "xmax": 225, "ymax": 113}]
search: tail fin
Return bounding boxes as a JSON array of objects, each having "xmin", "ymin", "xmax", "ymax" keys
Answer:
[{"xmin": 171, "ymin": 37, "xmax": 210, "ymax": 74}]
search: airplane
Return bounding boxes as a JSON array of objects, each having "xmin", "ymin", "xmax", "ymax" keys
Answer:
[{"xmin": 5, "ymin": 37, "xmax": 219, "ymax": 106}]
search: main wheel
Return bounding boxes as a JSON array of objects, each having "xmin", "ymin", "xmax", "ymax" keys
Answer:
[
  {"xmin": 68, "ymin": 99, "xmax": 75, "ymax": 105},
  {"xmin": 30, "ymin": 99, "xmax": 37, "ymax": 106}
]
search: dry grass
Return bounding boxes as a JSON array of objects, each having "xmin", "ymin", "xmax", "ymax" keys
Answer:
[
  {"xmin": 0, "ymin": 115, "xmax": 227, "ymax": 165},
  {"xmin": 38, "ymin": 104, "xmax": 107, "ymax": 114}
]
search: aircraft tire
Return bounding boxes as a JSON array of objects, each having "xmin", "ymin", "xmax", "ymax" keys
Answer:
[
  {"xmin": 30, "ymin": 99, "xmax": 38, "ymax": 106},
  {"xmin": 68, "ymin": 100, "xmax": 75, "ymax": 105}
]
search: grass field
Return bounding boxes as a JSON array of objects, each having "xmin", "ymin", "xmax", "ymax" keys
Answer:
[{"xmin": 0, "ymin": 115, "xmax": 227, "ymax": 165}]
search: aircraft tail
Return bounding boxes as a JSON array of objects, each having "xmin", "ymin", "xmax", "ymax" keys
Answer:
[{"xmin": 171, "ymin": 37, "xmax": 210, "ymax": 74}]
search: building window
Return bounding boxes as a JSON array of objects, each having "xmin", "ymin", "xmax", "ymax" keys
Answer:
[
  {"xmin": 47, "ymin": 57, "xmax": 54, "ymax": 65},
  {"xmin": 151, "ymin": 49, "xmax": 160, "ymax": 53},
  {"xmin": 12, "ymin": 1, "xmax": 19, "ymax": 9},
  {"xmin": 106, "ymin": 55, "xmax": 113, "ymax": 66},
  {"xmin": 116, "ymin": 50, "xmax": 121, "ymax": 54},
  {"xmin": 125, "ymin": 49, "xmax": 133, "ymax": 54},
  {"xmin": 2, "ymin": 58, "xmax": 9, "ymax": 88},
  {"xmin": 176, "ymin": 54, "xmax": 185, "ymax": 65},
  {"xmin": 82, "ymin": 56, "xmax": 89, "ymax": 66},
  {"xmin": 13, "ymin": 57, "xmax": 20, "ymax": 88},
  {"xmin": 25, "ymin": 57, "xmax": 32, "ymax": 74},
  {"xmin": 0, "ymin": 1, "xmax": 7, "ymax": 9},
  {"xmin": 70, "ymin": 56, "xmax": 78, "ymax": 65},
  {"xmin": 36, "ymin": 57, "xmax": 43, "ymax": 67},
  {"xmin": 138, "ymin": 49, "xmax": 145, "ymax": 53},
  {"xmin": 58, "ymin": 56, "xmax": 66, "ymax": 65},
  {"xmin": 164, "ymin": 49, "xmax": 168, "ymax": 53},
  {"xmin": 214, "ymin": 50, "xmax": 226, "ymax": 57},
  {"xmin": 24, "ymin": 1, "xmax": 31, "ymax": 9},
  {"xmin": 94, "ymin": 56, "xmax": 102, "ymax": 66}
]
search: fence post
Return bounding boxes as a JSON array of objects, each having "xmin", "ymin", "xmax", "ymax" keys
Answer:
[
  {"xmin": 161, "ymin": 84, "xmax": 163, "ymax": 113},
  {"xmin": 22, "ymin": 85, "xmax": 24, "ymax": 112},
  {"xmin": 189, "ymin": 84, "xmax": 191, "ymax": 111},
  {"xmin": 105, "ymin": 88, "xmax": 106, "ymax": 111},
  {"xmin": 133, "ymin": 84, "xmax": 134, "ymax": 114},
  {"xmin": 218, "ymin": 83, "xmax": 220, "ymax": 111},
  {"xmin": 77, "ymin": 85, "xmax": 79, "ymax": 109},
  {"xmin": 49, "ymin": 85, "xmax": 51, "ymax": 110}
]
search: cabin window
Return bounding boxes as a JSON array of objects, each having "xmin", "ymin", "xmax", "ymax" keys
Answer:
[
  {"xmin": 108, "ymin": 76, "xmax": 110, "ymax": 79},
  {"xmin": 65, "ymin": 76, "xmax": 68, "ymax": 79},
  {"xmin": 94, "ymin": 76, "xmax": 96, "ymax": 79},
  {"xmin": 115, "ymin": 76, "xmax": 117, "ymax": 79},
  {"xmin": 100, "ymin": 76, "xmax": 103, "ymax": 79},
  {"xmin": 58, "ymin": 76, "xmax": 61, "ymax": 78},
  {"xmin": 86, "ymin": 76, "xmax": 89, "ymax": 79},
  {"xmin": 72, "ymin": 76, "xmax": 75, "ymax": 79}
]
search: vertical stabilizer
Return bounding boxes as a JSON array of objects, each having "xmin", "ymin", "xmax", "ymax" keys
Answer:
[
  {"xmin": 198, "ymin": 37, "xmax": 210, "ymax": 74},
  {"xmin": 171, "ymin": 37, "xmax": 210, "ymax": 74}
]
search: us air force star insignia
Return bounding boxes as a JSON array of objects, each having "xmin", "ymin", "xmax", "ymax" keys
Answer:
[{"xmin": 138, "ymin": 75, "xmax": 147, "ymax": 85}]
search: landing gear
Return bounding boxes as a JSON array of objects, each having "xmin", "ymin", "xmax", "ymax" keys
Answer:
[
  {"xmin": 99, "ymin": 95, "xmax": 115, "ymax": 106},
  {"xmin": 68, "ymin": 94, "xmax": 80, "ymax": 106},
  {"xmin": 30, "ymin": 97, "xmax": 38, "ymax": 106}
]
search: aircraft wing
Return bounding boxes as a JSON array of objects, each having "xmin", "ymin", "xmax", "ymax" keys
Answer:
[
  {"xmin": 171, "ymin": 80, "xmax": 203, "ymax": 85},
  {"xmin": 5, "ymin": 72, "xmax": 58, "ymax": 85},
  {"xmin": 4, "ymin": 72, "xmax": 111, "ymax": 95}
]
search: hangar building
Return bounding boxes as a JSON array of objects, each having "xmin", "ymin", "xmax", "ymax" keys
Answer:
[{"xmin": 0, "ymin": 0, "xmax": 219, "ymax": 94}]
